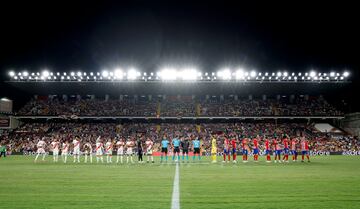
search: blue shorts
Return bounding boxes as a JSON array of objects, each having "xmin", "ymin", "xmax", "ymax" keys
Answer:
[
  {"xmin": 275, "ymin": 150, "xmax": 281, "ymax": 155},
  {"xmin": 265, "ymin": 149, "xmax": 270, "ymax": 155},
  {"xmin": 253, "ymin": 148, "xmax": 259, "ymax": 155},
  {"xmin": 223, "ymin": 149, "xmax": 230, "ymax": 155},
  {"xmin": 302, "ymin": 150, "xmax": 308, "ymax": 155},
  {"xmin": 242, "ymin": 149, "xmax": 248, "ymax": 155},
  {"xmin": 283, "ymin": 148, "xmax": 289, "ymax": 154},
  {"xmin": 232, "ymin": 148, "xmax": 236, "ymax": 154},
  {"xmin": 291, "ymin": 150, "xmax": 297, "ymax": 155}
]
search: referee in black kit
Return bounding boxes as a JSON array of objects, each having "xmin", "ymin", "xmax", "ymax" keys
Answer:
[{"xmin": 137, "ymin": 135, "xmax": 144, "ymax": 163}]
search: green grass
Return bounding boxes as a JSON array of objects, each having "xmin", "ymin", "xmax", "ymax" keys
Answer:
[{"xmin": 0, "ymin": 156, "xmax": 360, "ymax": 209}]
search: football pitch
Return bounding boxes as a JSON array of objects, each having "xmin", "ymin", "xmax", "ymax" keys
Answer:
[{"xmin": 0, "ymin": 156, "xmax": 360, "ymax": 209}]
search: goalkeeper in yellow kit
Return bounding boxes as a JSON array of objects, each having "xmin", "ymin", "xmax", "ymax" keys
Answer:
[{"xmin": 211, "ymin": 134, "xmax": 217, "ymax": 163}]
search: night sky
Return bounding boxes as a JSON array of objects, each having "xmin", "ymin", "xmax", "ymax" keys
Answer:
[{"xmin": 0, "ymin": 1, "xmax": 359, "ymax": 109}]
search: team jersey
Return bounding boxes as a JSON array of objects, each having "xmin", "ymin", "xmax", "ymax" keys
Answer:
[
  {"xmin": 145, "ymin": 140, "xmax": 153, "ymax": 149},
  {"xmin": 84, "ymin": 143, "xmax": 92, "ymax": 151},
  {"xmin": 172, "ymin": 138, "xmax": 181, "ymax": 147},
  {"xmin": 272, "ymin": 139, "xmax": 278, "ymax": 150},
  {"xmin": 37, "ymin": 140, "xmax": 46, "ymax": 148},
  {"xmin": 181, "ymin": 140, "xmax": 190, "ymax": 150},
  {"xmin": 95, "ymin": 142, "xmax": 103, "ymax": 151},
  {"xmin": 62, "ymin": 143, "xmax": 69, "ymax": 152},
  {"xmin": 126, "ymin": 141, "xmax": 134, "ymax": 148},
  {"xmin": 230, "ymin": 139, "xmax": 236, "ymax": 149},
  {"xmin": 265, "ymin": 139, "xmax": 270, "ymax": 150},
  {"xmin": 253, "ymin": 138, "xmax": 258, "ymax": 149},
  {"xmin": 193, "ymin": 140, "xmax": 200, "ymax": 148},
  {"xmin": 211, "ymin": 138, "xmax": 217, "ymax": 149},
  {"xmin": 242, "ymin": 139, "xmax": 248, "ymax": 149},
  {"xmin": 51, "ymin": 141, "xmax": 60, "ymax": 150},
  {"xmin": 291, "ymin": 139, "xmax": 296, "ymax": 150},
  {"xmin": 105, "ymin": 142, "xmax": 113, "ymax": 151},
  {"xmin": 301, "ymin": 140, "xmax": 309, "ymax": 151},
  {"xmin": 73, "ymin": 139, "xmax": 80, "ymax": 150},
  {"xmin": 116, "ymin": 141, "xmax": 125, "ymax": 148},
  {"xmin": 223, "ymin": 138, "xmax": 230, "ymax": 150},
  {"xmin": 283, "ymin": 138, "xmax": 289, "ymax": 149},
  {"xmin": 161, "ymin": 139, "xmax": 169, "ymax": 148}
]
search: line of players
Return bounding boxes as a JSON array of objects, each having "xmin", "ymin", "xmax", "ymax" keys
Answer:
[
  {"xmin": 219, "ymin": 134, "xmax": 311, "ymax": 163},
  {"xmin": 34, "ymin": 133, "xmax": 310, "ymax": 164},
  {"xmin": 34, "ymin": 135, "xmax": 155, "ymax": 164}
]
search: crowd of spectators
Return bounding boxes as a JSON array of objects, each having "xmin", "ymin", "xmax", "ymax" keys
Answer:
[
  {"xmin": 1, "ymin": 122, "xmax": 357, "ymax": 154},
  {"xmin": 16, "ymin": 95, "xmax": 343, "ymax": 117}
]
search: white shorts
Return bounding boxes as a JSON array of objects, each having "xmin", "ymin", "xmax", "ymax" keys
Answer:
[
  {"xmin": 117, "ymin": 148, "xmax": 124, "ymax": 155},
  {"xmin": 37, "ymin": 148, "xmax": 45, "ymax": 154},
  {"xmin": 96, "ymin": 149, "xmax": 103, "ymax": 156},
  {"xmin": 73, "ymin": 149, "xmax": 80, "ymax": 155},
  {"xmin": 146, "ymin": 148, "xmax": 153, "ymax": 155},
  {"xmin": 106, "ymin": 150, "xmax": 113, "ymax": 155},
  {"xmin": 84, "ymin": 150, "xmax": 92, "ymax": 155},
  {"xmin": 53, "ymin": 150, "xmax": 59, "ymax": 155},
  {"xmin": 62, "ymin": 151, "xmax": 68, "ymax": 155},
  {"xmin": 126, "ymin": 148, "xmax": 133, "ymax": 155}
]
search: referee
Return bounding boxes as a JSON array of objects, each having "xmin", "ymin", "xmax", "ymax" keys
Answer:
[{"xmin": 137, "ymin": 137, "xmax": 144, "ymax": 163}]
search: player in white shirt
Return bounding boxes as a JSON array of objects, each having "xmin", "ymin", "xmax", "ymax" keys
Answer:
[
  {"xmin": 50, "ymin": 137, "xmax": 60, "ymax": 162},
  {"xmin": 61, "ymin": 140, "xmax": 70, "ymax": 163},
  {"xmin": 83, "ymin": 140, "xmax": 93, "ymax": 163},
  {"xmin": 145, "ymin": 137, "xmax": 154, "ymax": 163},
  {"xmin": 72, "ymin": 136, "xmax": 81, "ymax": 163},
  {"xmin": 95, "ymin": 136, "xmax": 104, "ymax": 163},
  {"xmin": 34, "ymin": 138, "xmax": 47, "ymax": 162},
  {"xmin": 125, "ymin": 137, "xmax": 135, "ymax": 163},
  {"xmin": 105, "ymin": 139, "xmax": 113, "ymax": 163},
  {"xmin": 116, "ymin": 138, "xmax": 125, "ymax": 163}
]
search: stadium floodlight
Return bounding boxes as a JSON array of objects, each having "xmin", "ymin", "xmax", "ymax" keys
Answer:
[
  {"xmin": 90, "ymin": 72, "xmax": 94, "ymax": 76},
  {"xmin": 23, "ymin": 71, "xmax": 29, "ymax": 77},
  {"xmin": 150, "ymin": 72, "xmax": 154, "ymax": 76},
  {"xmin": 336, "ymin": 73, "xmax": 340, "ymax": 76},
  {"xmin": 57, "ymin": 72, "xmax": 60, "ymax": 76},
  {"xmin": 294, "ymin": 76, "xmax": 298, "ymax": 80},
  {"xmin": 63, "ymin": 72, "xmax": 67, "ymax": 76},
  {"xmin": 42, "ymin": 70, "xmax": 50, "ymax": 77},
  {"xmin": 158, "ymin": 68, "xmax": 177, "ymax": 80},
  {"xmin": 114, "ymin": 69, "xmax": 124, "ymax": 79},
  {"xmin": 343, "ymin": 71, "xmax": 350, "ymax": 77},
  {"xmin": 8, "ymin": 71, "xmax": 15, "ymax": 77},
  {"xmin": 31, "ymin": 73, "xmax": 35, "ymax": 76},
  {"xmin": 250, "ymin": 70, "xmax": 256, "ymax": 78},
  {"xmin": 277, "ymin": 72, "xmax": 282, "ymax": 77},
  {"xmin": 181, "ymin": 68, "xmax": 199, "ymax": 80},
  {"xmin": 127, "ymin": 68, "xmax": 140, "ymax": 80},
  {"xmin": 298, "ymin": 72, "xmax": 302, "ymax": 76},
  {"xmin": 205, "ymin": 72, "xmax": 208, "ymax": 76},
  {"xmin": 283, "ymin": 72, "xmax": 288, "ymax": 77},
  {"xmin": 77, "ymin": 72, "xmax": 82, "ymax": 77},
  {"xmin": 309, "ymin": 71, "xmax": 316, "ymax": 77},
  {"xmin": 70, "ymin": 72, "xmax": 75, "ymax": 76},
  {"xmin": 235, "ymin": 69, "xmax": 245, "ymax": 79},
  {"xmin": 102, "ymin": 70, "xmax": 109, "ymax": 77},
  {"xmin": 217, "ymin": 69, "xmax": 232, "ymax": 80},
  {"xmin": 14, "ymin": 76, "xmax": 18, "ymax": 80},
  {"xmin": 61, "ymin": 76, "xmax": 64, "ymax": 80},
  {"xmin": 330, "ymin": 72, "xmax": 335, "ymax": 77},
  {"xmin": 265, "ymin": 72, "xmax": 268, "ymax": 76},
  {"xmin": 340, "ymin": 76, "xmax": 344, "ymax": 80}
]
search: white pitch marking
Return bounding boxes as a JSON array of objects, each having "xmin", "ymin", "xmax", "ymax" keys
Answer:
[{"xmin": 171, "ymin": 162, "xmax": 180, "ymax": 209}]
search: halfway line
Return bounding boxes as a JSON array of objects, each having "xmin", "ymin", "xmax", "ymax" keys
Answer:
[{"xmin": 171, "ymin": 162, "xmax": 180, "ymax": 209}]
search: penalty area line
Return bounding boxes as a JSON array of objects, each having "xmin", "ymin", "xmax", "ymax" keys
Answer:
[{"xmin": 171, "ymin": 162, "xmax": 180, "ymax": 209}]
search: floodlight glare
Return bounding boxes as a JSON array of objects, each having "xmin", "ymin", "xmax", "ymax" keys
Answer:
[
  {"xmin": 277, "ymin": 72, "xmax": 282, "ymax": 77},
  {"xmin": 42, "ymin": 70, "xmax": 50, "ymax": 77},
  {"xmin": 77, "ymin": 72, "xmax": 82, "ymax": 77},
  {"xmin": 343, "ymin": 71, "xmax": 350, "ymax": 77},
  {"xmin": 283, "ymin": 72, "xmax": 288, "ymax": 77},
  {"xmin": 181, "ymin": 69, "xmax": 198, "ymax": 80},
  {"xmin": 235, "ymin": 69, "xmax": 244, "ymax": 79},
  {"xmin": 8, "ymin": 71, "xmax": 14, "ymax": 77},
  {"xmin": 217, "ymin": 69, "xmax": 232, "ymax": 80},
  {"xmin": 250, "ymin": 71, "xmax": 256, "ymax": 77},
  {"xmin": 114, "ymin": 69, "xmax": 123, "ymax": 79},
  {"xmin": 23, "ymin": 71, "xmax": 29, "ymax": 77},
  {"xmin": 127, "ymin": 68, "xmax": 139, "ymax": 80},
  {"xmin": 159, "ymin": 68, "xmax": 177, "ymax": 80},
  {"xmin": 309, "ymin": 71, "xmax": 316, "ymax": 77},
  {"xmin": 102, "ymin": 70, "xmax": 109, "ymax": 77},
  {"xmin": 70, "ymin": 72, "xmax": 75, "ymax": 76}
]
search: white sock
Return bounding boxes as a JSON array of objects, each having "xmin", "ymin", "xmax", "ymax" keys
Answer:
[
  {"xmin": 85, "ymin": 155, "xmax": 88, "ymax": 163},
  {"xmin": 100, "ymin": 156, "xmax": 103, "ymax": 163},
  {"xmin": 64, "ymin": 155, "xmax": 67, "ymax": 163},
  {"xmin": 117, "ymin": 155, "xmax": 119, "ymax": 163},
  {"xmin": 90, "ymin": 155, "xmax": 92, "ymax": 163},
  {"xmin": 127, "ymin": 156, "xmax": 129, "ymax": 163},
  {"xmin": 35, "ymin": 154, "xmax": 40, "ymax": 162}
]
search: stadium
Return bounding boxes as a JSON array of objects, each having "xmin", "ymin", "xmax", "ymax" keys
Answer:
[{"xmin": 1, "ymin": 2, "xmax": 360, "ymax": 209}]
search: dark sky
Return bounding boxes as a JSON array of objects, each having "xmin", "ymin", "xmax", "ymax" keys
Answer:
[{"xmin": 1, "ymin": 1, "xmax": 359, "ymax": 76}]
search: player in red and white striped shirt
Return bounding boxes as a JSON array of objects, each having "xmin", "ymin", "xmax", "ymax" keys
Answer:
[{"xmin": 301, "ymin": 137, "xmax": 310, "ymax": 162}]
